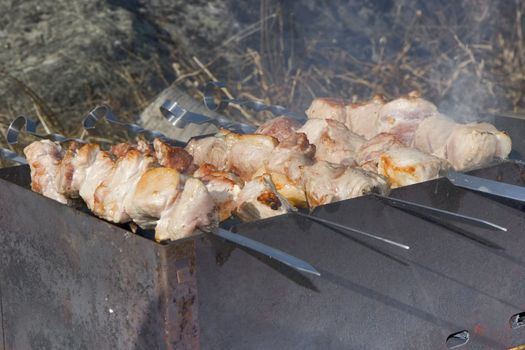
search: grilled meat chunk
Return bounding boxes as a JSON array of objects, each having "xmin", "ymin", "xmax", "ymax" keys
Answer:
[
  {"xmin": 24, "ymin": 140, "xmax": 70, "ymax": 204},
  {"xmin": 193, "ymin": 164, "xmax": 243, "ymax": 221},
  {"xmin": 345, "ymin": 95, "xmax": 386, "ymax": 139},
  {"xmin": 126, "ymin": 167, "xmax": 184, "ymax": 228},
  {"xmin": 186, "ymin": 130, "xmax": 278, "ymax": 180},
  {"xmin": 305, "ymin": 95, "xmax": 386, "ymax": 140},
  {"xmin": 185, "ymin": 131, "xmax": 230, "ymax": 171},
  {"xmin": 297, "ymin": 118, "xmax": 365, "ymax": 165},
  {"xmin": 256, "ymin": 116, "xmax": 303, "ymax": 142},
  {"xmin": 235, "ymin": 175, "xmax": 293, "ymax": 221},
  {"xmin": 112, "ymin": 138, "xmax": 194, "ymax": 173},
  {"xmin": 153, "ymin": 138, "xmax": 194, "ymax": 173},
  {"xmin": 357, "ymin": 133, "xmax": 448, "ymax": 187},
  {"xmin": 92, "ymin": 150, "xmax": 156, "ymax": 223},
  {"xmin": 56, "ymin": 141, "xmax": 83, "ymax": 197},
  {"xmin": 302, "ymin": 161, "xmax": 389, "ymax": 207},
  {"xmin": 265, "ymin": 132, "xmax": 315, "ymax": 183},
  {"xmin": 110, "ymin": 139, "xmax": 153, "ymax": 157},
  {"xmin": 413, "ymin": 114, "xmax": 512, "ymax": 170},
  {"xmin": 376, "ymin": 92, "xmax": 438, "ymax": 145},
  {"xmin": 227, "ymin": 133, "xmax": 278, "ymax": 180},
  {"xmin": 256, "ymin": 132, "xmax": 316, "ymax": 207},
  {"xmin": 155, "ymin": 177, "xmax": 218, "ymax": 242},
  {"xmin": 78, "ymin": 150, "xmax": 114, "ymax": 211},
  {"xmin": 305, "ymin": 97, "xmax": 347, "ymax": 122}
]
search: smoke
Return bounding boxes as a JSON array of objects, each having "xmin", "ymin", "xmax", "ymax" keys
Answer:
[{"xmin": 210, "ymin": 0, "xmax": 524, "ymax": 123}]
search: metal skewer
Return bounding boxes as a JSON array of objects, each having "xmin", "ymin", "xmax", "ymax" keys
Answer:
[
  {"xmin": 371, "ymin": 193, "xmax": 507, "ymax": 231},
  {"xmin": 161, "ymin": 81, "xmax": 308, "ymax": 133},
  {"xmin": 83, "ymin": 105, "xmax": 171, "ymax": 142},
  {"xmin": 214, "ymin": 228, "xmax": 320, "ymax": 276},
  {"xmin": 0, "ymin": 147, "xmax": 28, "ymax": 164},
  {"xmin": 447, "ymin": 170, "xmax": 525, "ymax": 203},
  {"xmin": 161, "ymin": 99, "xmax": 257, "ymax": 134},
  {"xmin": 293, "ymin": 211, "xmax": 410, "ymax": 250},
  {"xmin": 203, "ymin": 81, "xmax": 306, "ymax": 121},
  {"xmin": 7, "ymin": 116, "xmax": 85, "ymax": 145}
]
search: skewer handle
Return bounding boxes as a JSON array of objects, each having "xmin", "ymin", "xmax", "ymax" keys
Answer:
[
  {"xmin": 214, "ymin": 228, "xmax": 321, "ymax": 276},
  {"xmin": 372, "ymin": 193, "xmax": 507, "ymax": 231},
  {"xmin": 294, "ymin": 211, "xmax": 410, "ymax": 250}
]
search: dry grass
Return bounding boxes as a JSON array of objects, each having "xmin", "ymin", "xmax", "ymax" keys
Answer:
[
  {"xmin": 0, "ymin": 0, "xmax": 524, "ymax": 157},
  {"xmin": 172, "ymin": 0, "xmax": 525, "ymax": 124}
]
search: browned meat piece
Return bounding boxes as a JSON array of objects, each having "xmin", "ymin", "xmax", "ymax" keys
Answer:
[
  {"xmin": 265, "ymin": 132, "xmax": 315, "ymax": 181},
  {"xmin": 78, "ymin": 150, "xmax": 114, "ymax": 211},
  {"xmin": 155, "ymin": 177, "xmax": 219, "ymax": 242},
  {"xmin": 226, "ymin": 133, "xmax": 278, "ymax": 180},
  {"xmin": 255, "ymin": 132, "xmax": 316, "ymax": 207},
  {"xmin": 110, "ymin": 143, "xmax": 137, "ymax": 158},
  {"xmin": 126, "ymin": 167, "xmax": 185, "ymax": 228},
  {"xmin": 256, "ymin": 116, "xmax": 303, "ymax": 142},
  {"xmin": 305, "ymin": 97, "xmax": 347, "ymax": 122},
  {"xmin": 111, "ymin": 139, "xmax": 194, "ymax": 173},
  {"xmin": 23, "ymin": 140, "xmax": 70, "ymax": 204},
  {"xmin": 111, "ymin": 140, "xmax": 153, "ymax": 157},
  {"xmin": 297, "ymin": 118, "xmax": 365, "ymax": 165},
  {"xmin": 357, "ymin": 133, "xmax": 403, "ymax": 169},
  {"xmin": 234, "ymin": 175, "xmax": 294, "ymax": 221},
  {"xmin": 56, "ymin": 141, "xmax": 83, "ymax": 197},
  {"xmin": 193, "ymin": 164, "xmax": 243, "ymax": 221},
  {"xmin": 345, "ymin": 95, "xmax": 386, "ymax": 139},
  {"xmin": 302, "ymin": 161, "xmax": 389, "ymax": 207},
  {"xmin": 357, "ymin": 133, "xmax": 449, "ymax": 188},
  {"xmin": 186, "ymin": 130, "xmax": 278, "ymax": 181},
  {"xmin": 136, "ymin": 139, "xmax": 155, "ymax": 154},
  {"xmin": 413, "ymin": 114, "xmax": 512, "ymax": 170},
  {"xmin": 185, "ymin": 131, "xmax": 230, "ymax": 171},
  {"xmin": 153, "ymin": 138, "xmax": 195, "ymax": 173},
  {"xmin": 376, "ymin": 91, "xmax": 437, "ymax": 145},
  {"xmin": 92, "ymin": 150, "xmax": 157, "ymax": 223}
]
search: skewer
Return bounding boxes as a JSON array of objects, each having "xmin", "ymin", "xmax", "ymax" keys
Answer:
[
  {"xmin": 203, "ymin": 81, "xmax": 306, "ymax": 121},
  {"xmin": 371, "ymin": 193, "xmax": 507, "ymax": 231},
  {"xmin": 83, "ymin": 105, "xmax": 172, "ymax": 142},
  {"xmin": 0, "ymin": 147, "xmax": 28, "ymax": 164},
  {"xmin": 7, "ymin": 116, "xmax": 84, "ymax": 145},
  {"xmin": 293, "ymin": 210, "xmax": 410, "ymax": 250},
  {"xmin": 447, "ymin": 170, "xmax": 525, "ymax": 203},
  {"xmin": 161, "ymin": 81, "xmax": 309, "ymax": 133},
  {"xmin": 161, "ymin": 99, "xmax": 257, "ymax": 134},
  {"xmin": 215, "ymin": 228, "xmax": 320, "ymax": 276}
]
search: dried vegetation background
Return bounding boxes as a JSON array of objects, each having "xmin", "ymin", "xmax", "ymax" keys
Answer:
[{"xmin": 0, "ymin": 0, "xmax": 524, "ymax": 159}]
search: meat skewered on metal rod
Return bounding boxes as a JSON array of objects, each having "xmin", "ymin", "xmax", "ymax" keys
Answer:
[{"xmin": 21, "ymin": 138, "xmax": 321, "ymax": 276}]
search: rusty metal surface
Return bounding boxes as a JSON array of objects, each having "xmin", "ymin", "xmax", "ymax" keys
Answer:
[
  {"xmin": 0, "ymin": 283, "xmax": 4, "ymax": 350},
  {"xmin": 196, "ymin": 161, "xmax": 525, "ymax": 350},
  {"xmin": 0, "ymin": 166, "xmax": 200, "ymax": 349}
]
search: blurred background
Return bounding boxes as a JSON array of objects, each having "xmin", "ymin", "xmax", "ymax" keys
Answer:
[{"xmin": 0, "ymin": 0, "xmax": 524, "ymax": 148}]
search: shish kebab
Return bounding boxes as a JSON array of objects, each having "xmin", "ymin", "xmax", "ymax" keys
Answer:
[
  {"xmin": 8, "ymin": 112, "xmax": 414, "ymax": 250},
  {"xmin": 15, "ymin": 89, "xmax": 510, "ymax": 250},
  {"xmin": 18, "ymin": 123, "xmax": 410, "ymax": 251},
  {"xmin": 161, "ymin": 105, "xmax": 505, "ymax": 231},
  {"xmin": 162, "ymin": 88, "xmax": 510, "ymax": 229},
  {"xmin": 197, "ymin": 83, "xmax": 511, "ymax": 180},
  {"xmin": 15, "ymin": 140, "xmax": 320, "ymax": 276},
  {"xmin": 85, "ymin": 106, "xmax": 420, "ymax": 247}
]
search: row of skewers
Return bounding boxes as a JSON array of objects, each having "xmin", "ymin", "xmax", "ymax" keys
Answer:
[{"xmin": 1, "ymin": 86, "xmax": 516, "ymax": 275}]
